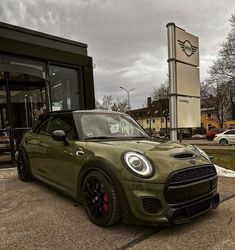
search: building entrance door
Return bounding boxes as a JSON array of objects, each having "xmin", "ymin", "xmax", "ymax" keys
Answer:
[{"xmin": 0, "ymin": 71, "xmax": 46, "ymax": 164}]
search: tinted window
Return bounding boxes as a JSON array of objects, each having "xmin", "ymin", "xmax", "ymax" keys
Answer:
[
  {"xmin": 47, "ymin": 114, "xmax": 78, "ymax": 140},
  {"xmin": 225, "ymin": 130, "xmax": 235, "ymax": 135},
  {"xmin": 50, "ymin": 65, "xmax": 81, "ymax": 111},
  {"xmin": 34, "ymin": 115, "xmax": 50, "ymax": 135}
]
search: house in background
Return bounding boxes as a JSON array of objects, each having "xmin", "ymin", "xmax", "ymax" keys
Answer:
[
  {"xmin": 131, "ymin": 96, "xmax": 235, "ymax": 136},
  {"xmin": 201, "ymin": 97, "xmax": 235, "ymax": 131},
  {"xmin": 130, "ymin": 97, "xmax": 169, "ymax": 135}
]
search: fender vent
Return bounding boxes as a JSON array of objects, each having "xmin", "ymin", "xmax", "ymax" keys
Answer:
[{"xmin": 142, "ymin": 198, "xmax": 162, "ymax": 213}]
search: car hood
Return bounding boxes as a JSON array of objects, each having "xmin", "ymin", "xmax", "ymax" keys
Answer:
[{"xmin": 84, "ymin": 139, "xmax": 210, "ymax": 183}]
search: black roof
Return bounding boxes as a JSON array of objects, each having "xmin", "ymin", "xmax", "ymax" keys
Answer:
[
  {"xmin": 41, "ymin": 109, "xmax": 126, "ymax": 116},
  {"xmin": 0, "ymin": 21, "xmax": 87, "ymax": 48}
]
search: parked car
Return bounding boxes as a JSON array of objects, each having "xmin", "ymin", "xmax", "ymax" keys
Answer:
[
  {"xmin": 206, "ymin": 129, "xmax": 220, "ymax": 141},
  {"xmin": 192, "ymin": 134, "xmax": 204, "ymax": 139},
  {"xmin": 214, "ymin": 129, "xmax": 235, "ymax": 144},
  {"xmin": 17, "ymin": 110, "xmax": 220, "ymax": 227},
  {"xmin": 164, "ymin": 129, "xmax": 191, "ymax": 140}
]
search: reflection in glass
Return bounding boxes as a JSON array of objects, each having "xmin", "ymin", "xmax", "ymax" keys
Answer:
[
  {"xmin": 9, "ymin": 56, "xmax": 46, "ymax": 72},
  {"xmin": 9, "ymin": 73, "xmax": 46, "ymax": 128},
  {"xmin": 0, "ymin": 54, "xmax": 4, "ymax": 63},
  {"xmin": 0, "ymin": 73, "xmax": 11, "ymax": 162},
  {"xmin": 50, "ymin": 65, "xmax": 79, "ymax": 111}
]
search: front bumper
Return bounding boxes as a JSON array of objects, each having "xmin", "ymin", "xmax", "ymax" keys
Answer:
[
  {"xmin": 167, "ymin": 193, "xmax": 220, "ymax": 224},
  {"xmin": 119, "ymin": 179, "xmax": 219, "ymax": 226}
]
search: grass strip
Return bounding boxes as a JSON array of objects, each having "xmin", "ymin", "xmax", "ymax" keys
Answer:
[{"xmin": 203, "ymin": 149, "xmax": 235, "ymax": 171}]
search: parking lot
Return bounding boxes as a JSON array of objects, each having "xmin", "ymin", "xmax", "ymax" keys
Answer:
[{"xmin": 0, "ymin": 168, "xmax": 235, "ymax": 250}]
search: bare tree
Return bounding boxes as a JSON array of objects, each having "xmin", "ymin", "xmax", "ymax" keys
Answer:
[
  {"xmin": 152, "ymin": 79, "xmax": 169, "ymax": 101},
  {"xmin": 95, "ymin": 95, "xmax": 113, "ymax": 110},
  {"xmin": 112, "ymin": 98, "xmax": 128, "ymax": 113},
  {"xmin": 96, "ymin": 95, "xmax": 129, "ymax": 113},
  {"xmin": 204, "ymin": 13, "xmax": 235, "ymax": 126}
]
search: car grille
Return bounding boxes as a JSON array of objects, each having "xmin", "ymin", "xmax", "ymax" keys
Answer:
[
  {"xmin": 169, "ymin": 165, "xmax": 216, "ymax": 184},
  {"xmin": 165, "ymin": 165, "xmax": 217, "ymax": 204}
]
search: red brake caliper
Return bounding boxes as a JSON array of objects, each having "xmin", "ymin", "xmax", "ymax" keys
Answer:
[{"xmin": 103, "ymin": 192, "xmax": 109, "ymax": 215}]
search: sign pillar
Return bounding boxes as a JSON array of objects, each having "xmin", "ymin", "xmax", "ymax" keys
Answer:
[
  {"xmin": 167, "ymin": 23, "xmax": 177, "ymax": 142},
  {"xmin": 166, "ymin": 22, "xmax": 200, "ymax": 142}
]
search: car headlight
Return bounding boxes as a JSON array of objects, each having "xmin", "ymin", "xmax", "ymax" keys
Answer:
[
  {"xmin": 123, "ymin": 152, "xmax": 154, "ymax": 178},
  {"xmin": 194, "ymin": 145, "xmax": 211, "ymax": 161}
]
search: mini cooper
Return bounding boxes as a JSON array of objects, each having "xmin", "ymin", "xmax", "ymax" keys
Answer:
[{"xmin": 17, "ymin": 110, "xmax": 220, "ymax": 227}]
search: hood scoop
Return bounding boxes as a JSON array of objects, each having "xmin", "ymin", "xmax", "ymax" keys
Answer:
[{"xmin": 171, "ymin": 152, "xmax": 195, "ymax": 159}]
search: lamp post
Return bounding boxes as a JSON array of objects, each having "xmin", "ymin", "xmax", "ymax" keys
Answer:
[{"xmin": 120, "ymin": 86, "xmax": 135, "ymax": 111}]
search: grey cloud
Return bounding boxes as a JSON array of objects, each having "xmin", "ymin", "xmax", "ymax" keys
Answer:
[{"xmin": 0, "ymin": 0, "xmax": 234, "ymax": 108}]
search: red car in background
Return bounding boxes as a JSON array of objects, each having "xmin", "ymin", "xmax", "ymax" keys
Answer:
[{"xmin": 206, "ymin": 129, "xmax": 224, "ymax": 141}]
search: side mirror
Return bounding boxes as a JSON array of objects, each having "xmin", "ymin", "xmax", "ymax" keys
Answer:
[{"xmin": 52, "ymin": 130, "xmax": 69, "ymax": 145}]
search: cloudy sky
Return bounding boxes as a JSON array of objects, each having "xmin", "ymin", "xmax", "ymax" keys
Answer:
[{"xmin": 0, "ymin": 0, "xmax": 234, "ymax": 108}]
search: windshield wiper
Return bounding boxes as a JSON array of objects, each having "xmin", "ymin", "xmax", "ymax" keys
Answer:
[{"xmin": 131, "ymin": 136, "xmax": 150, "ymax": 139}]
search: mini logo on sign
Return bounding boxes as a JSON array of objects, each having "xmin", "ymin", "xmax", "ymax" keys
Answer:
[{"xmin": 177, "ymin": 40, "xmax": 197, "ymax": 57}]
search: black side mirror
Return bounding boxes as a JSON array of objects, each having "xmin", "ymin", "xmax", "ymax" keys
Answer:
[{"xmin": 52, "ymin": 130, "xmax": 69, "ymax": 145}]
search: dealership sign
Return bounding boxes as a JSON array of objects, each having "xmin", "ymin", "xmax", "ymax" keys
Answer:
[{"xmin": 167, "ymin": 23, "xmax": 200, "ymax": 141}]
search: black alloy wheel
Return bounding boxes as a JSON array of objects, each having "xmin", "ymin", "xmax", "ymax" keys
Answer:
[
  {"xmin": 17, "ymin": 152, "xmax": 33, "ymax": 182},
  {"xmin": 82, "ymin": 171, "xmax": 120, "ymax": 227},
  {"xmin": 219, "ymin": 139, "xmax": 228, "ymax": 145}
]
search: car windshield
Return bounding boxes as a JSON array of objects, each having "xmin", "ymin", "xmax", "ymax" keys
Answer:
[{"xmin": 76, "ymin": 113, "xmax": 150, "ymax": 140}]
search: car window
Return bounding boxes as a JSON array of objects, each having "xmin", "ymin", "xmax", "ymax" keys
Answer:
[
  {"xmin": 34, "ymin": 115, "xmax": 50, "ymax": 135},
  {"xmin": 47, "ymin": 114, "xmax": 78, "ymax": 140},
  {"xmin": 224, "ymin": 130, "xmax": 235, "ymax": 135},
  {"xmin": 78, "ymin": 113, "xmax": 149, "ymax": 139}
]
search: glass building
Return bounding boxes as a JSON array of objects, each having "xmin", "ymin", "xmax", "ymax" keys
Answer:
[{"xmin": 0, "ymin": 22, "xmax": 95, "ymax": 163}]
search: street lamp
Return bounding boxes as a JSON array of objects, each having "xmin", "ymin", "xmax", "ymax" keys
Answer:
[{"xmin": 120, "ymin": 86, "xmax": 135, "ymax": 111}]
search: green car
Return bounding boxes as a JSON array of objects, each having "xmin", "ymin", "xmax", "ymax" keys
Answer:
[{"xmin": 17, "ymin": 110, "xmax": 220, "ymax": 227}]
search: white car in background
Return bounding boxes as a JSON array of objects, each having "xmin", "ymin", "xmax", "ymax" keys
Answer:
[{"xmin": 214, "ymin": 129, "xmax": 235, "ymax": 144}]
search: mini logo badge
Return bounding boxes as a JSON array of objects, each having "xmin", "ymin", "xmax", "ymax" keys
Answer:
[
  {"xmin": 189, "ymin": 159, "xmax": 196, "ymax": 165},
  {"xmin": 177, "ymin": 40, "xmax": 197, "ymax": 57}
]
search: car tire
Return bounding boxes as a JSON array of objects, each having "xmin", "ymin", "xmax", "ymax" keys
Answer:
[
  {"xmin": 17, "ymin": 151, "xmax": 33, "ymax": 182},
  {"xmin": 82, "ymin": 170, "xmax": 121, "ymax": 227},
  {"xmin": 219, "ymin": 139, "xmax": 228, "ymax": 145}
]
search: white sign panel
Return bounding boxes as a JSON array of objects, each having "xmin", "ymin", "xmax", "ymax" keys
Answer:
[
  {"xmin": 177, "ymin": 96, "xmax": 200, "ymax": 128},
  {"xmin": 175, "ymin": 27, "xmax": 199, "ymax": 67},
  {"xmin": 176, "ymin": 62, "xmax": 200, "ymax": 97}
]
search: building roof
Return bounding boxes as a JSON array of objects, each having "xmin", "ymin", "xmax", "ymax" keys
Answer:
[
  {"xmin": 0, "ymin": 21, "xmax": 88, "ymax": 57},
  {"xmin": 130, "ymin": 98, "xmax": 169, "ymax": 119}
]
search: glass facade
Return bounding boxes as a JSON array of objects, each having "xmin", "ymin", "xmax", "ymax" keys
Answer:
[
  {"xmin": 50, "ymin": 65, "xmax": 80, "ymax": 111},
  {"xmin": 1, "ymin": 54, "xmax": 82, "ymax": 112},
  {"xmin": 0, "ymin": 21, "xmax": 94, "ymax": 163},
  {"xmin": 0, "ymin": 54, "xmax": 83, "ymax": 163},
  {"xmin": 0, "ymin": 54, "xmax": 4, "ymax": 63},
  {"xmin": 9, "ymin": 56, "xmax": 46, "ymax": 72}
]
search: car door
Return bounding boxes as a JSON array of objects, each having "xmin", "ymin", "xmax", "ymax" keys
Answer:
[
  {"xmin": 224, "ymin": 130, "xmax": 235, "ymax": 143},
  {"xmin": 41, "ymin": 113, "xmax": 87, "ymax": 195},
  {"xmin": 24, "ymin": 114, "xmax": 51, "ymax": 176},
  {"xmin": 229, "ymin": 129, "xmax": 235, "ymax": 143}
]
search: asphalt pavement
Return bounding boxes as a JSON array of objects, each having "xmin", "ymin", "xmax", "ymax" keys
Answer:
[{"xmin": 0, "ymin": 168, "xmax": 234, "ymax": 250}]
